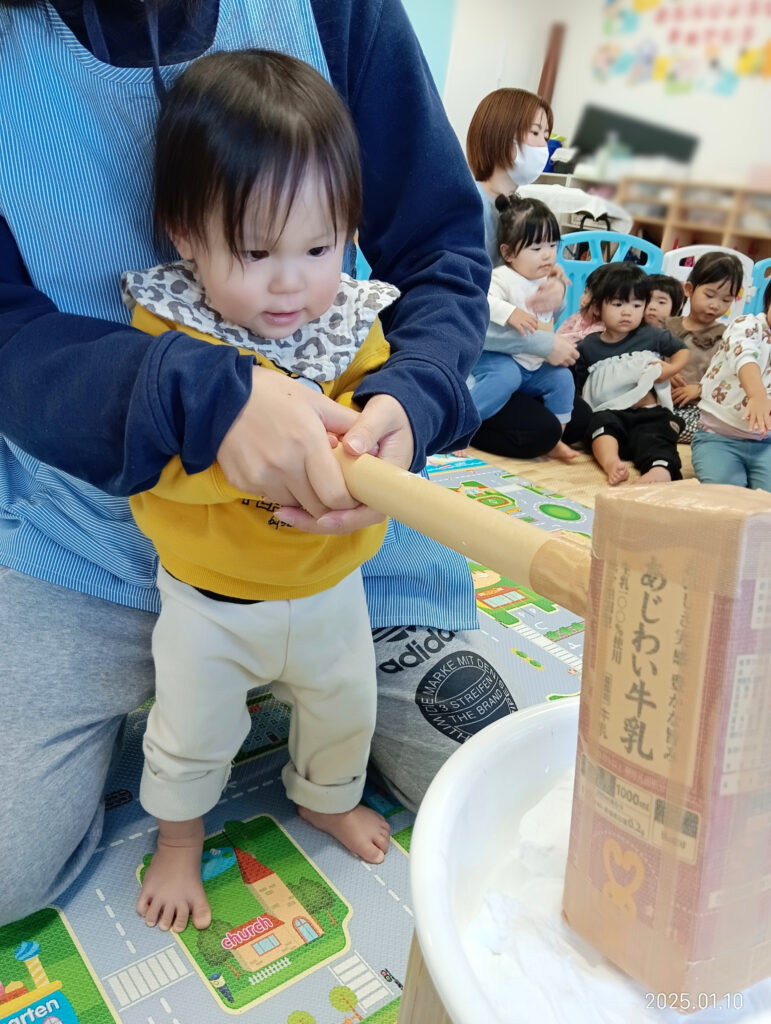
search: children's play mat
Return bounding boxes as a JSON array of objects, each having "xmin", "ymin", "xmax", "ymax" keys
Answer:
[{"xmin": 1, "ymin": 454, "xmax": 592, "ymax": 1024}]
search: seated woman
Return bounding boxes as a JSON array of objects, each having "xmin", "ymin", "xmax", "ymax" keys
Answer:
[{"xmin": 466, "ymin": 87, "xmax": 591, "ymax": 458}]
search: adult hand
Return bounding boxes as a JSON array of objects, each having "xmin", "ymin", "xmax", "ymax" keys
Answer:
[
  {"xmin": 547, "ymin": 334, "xmax": 579, "ymax": 367},
  {"xmin": 670, "ymin": 372, "xmax": 687, "ymax": 389},
  {"xmin": 507, "ymin": 307, "xmax": 539, "ymax": 334},
  {"xmin": 529, "ymin": 276, "xmax": 566, "ymax": 315},
  {"xmin": 217, "ymin": 367, "xmax": 361, "ymax": 518},
  {"xmin": 275, "ymin": 393, "xmax": 415, "ymax": 535},
  {"xmin": 671, "ymin": 383, "xmax": 701, "ymax": 407}
]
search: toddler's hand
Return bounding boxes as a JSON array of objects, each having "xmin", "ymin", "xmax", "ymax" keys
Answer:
[
  {"xmin": 742, "ymin": 394, "xmax": 771, "ymax": 437},
  {"xmin": 548, "ymin": 264, "xmax": 570, "ymax": 287},
  {"xmin": 547, "ymin": 334, "xmax": 579, "ymax": 367},
  {"xmin": 275, "ymin": 394, "xmax": 414, "ymax": 535},
  {"xmin": 671, "ymin": 383, "xmax": 701, "ymax": 407},
  {"xmin": 529, "ymin": 277, "xmax": 565, "ymax": 315},
  {"xmin": 671, "ymin": 372, "xmax": 686, "ymax": 389},
  {"xmin": 507, "ymin": 307, "xmax": 539, "ymax": 334}
]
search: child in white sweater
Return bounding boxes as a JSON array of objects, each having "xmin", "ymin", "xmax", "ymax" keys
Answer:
[{"xmin": 469, "ymin": 194, "xmax": 576, "ymax": 460}]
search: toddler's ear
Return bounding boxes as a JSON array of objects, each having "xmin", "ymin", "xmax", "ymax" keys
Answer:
[
  {"xmin": 683, "ymin": 281, "xmax": 694, "ymax": 299},
  {"xmin": 170, "ymin": 230, "xmax": 194, "ymax": 261}
]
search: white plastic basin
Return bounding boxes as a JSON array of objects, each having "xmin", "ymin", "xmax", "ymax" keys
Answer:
[{"xmin": 409, "ymin": 698, "xmax": 580, "ymax": 1024}]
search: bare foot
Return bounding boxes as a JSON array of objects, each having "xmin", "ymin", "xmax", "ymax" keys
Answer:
[
  {"xmin": 451, "ymin": 449, "xmax": 469, "ymax": 457},
  {"xmin": 636, "ymin": 466, "xmax": 672, "ymax": 484},
  {"xmin": 299, "ymin": 804, "xmax": 391, "ymax": 863},
  {"xmin": 136, "ymin": 819, "xmax": 211, "ymax": 932},
  {"xmin": 605, "ymin": 460, "xmax": 630, "ymax": 486},
  {"xmin": 547, "ymin": 440, "xmax": 578, "ymax": 462}
]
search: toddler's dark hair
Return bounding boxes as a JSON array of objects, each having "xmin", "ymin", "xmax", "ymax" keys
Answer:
[
  {"xmin": 764, "ymin": 279, "xmax": 771, "ymax": 316},
  {"xmin": 154, "ymin": 49, "xmax": 361, "ymax": 256},
  {"xmin": 645, "ymin": 274, "xmax": 686, "ymax": 316},
  {"xmin": 688, "ymin": 251, "xmax": 743, "ymax": 295},
  {"xmin": 585, "ymin": 263, "xmax": 650, "ymax": 309},
  {"xmin": 495, "ymin": 193, "xmax": 560, "ymax": 259}
]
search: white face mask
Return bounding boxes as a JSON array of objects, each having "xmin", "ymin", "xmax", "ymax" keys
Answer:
[{"xmin": 507, "ymin": 143, "xmax": 548, "ymax": 187}]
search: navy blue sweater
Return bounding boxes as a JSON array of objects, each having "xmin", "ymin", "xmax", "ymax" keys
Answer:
[{"xmin": 0, "ymin": 0, "xmax": 490, "ymax": 495}]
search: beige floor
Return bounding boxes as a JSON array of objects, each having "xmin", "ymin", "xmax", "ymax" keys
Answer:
[{"xmin": 465, "ymin": 444, "xmax": 695, "ymax": 509}]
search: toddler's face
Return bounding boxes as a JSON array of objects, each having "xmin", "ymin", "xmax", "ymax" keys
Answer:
[
  {"xmin": 601, "ymin": 295, "xmax": 645, "ymax": 336},
  {"xmin": 686, "ymin": 279, "xmax": 737, "ymax": 328},
  {"xmin": 507, "ymin": 240, "xmax": 558, "ymax": 280},
  {"xmin": 644, "ymin": 289, "xmax": 673, "ymax": 327},
  {"xmin": 175, "ymin": 173, "xmax": 346, "ymax": 340}
]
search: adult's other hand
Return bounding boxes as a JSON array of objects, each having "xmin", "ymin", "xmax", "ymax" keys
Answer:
[{"xmin": 217, "ymin": 367, "xmax": 360, "ymax": 519}]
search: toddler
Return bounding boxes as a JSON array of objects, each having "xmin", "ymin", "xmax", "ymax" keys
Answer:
[
  {"xmin": 126, "ymin": 50, "xmax": 398, "ymax": 933},
  {"xmin": 663, "ymin": 251, "xmax": 743, "ymax": 443},
  {"xmin": 555, "ymin": 263, "xmax": 620, "ymax": 344},
  {"xmin": 574, "ymin": 264, "xmax": 689, "ymax": 485},
  {"xmin": 692, "ymin": 280, "xmax": 771, "ymax": 490},
  {"xmin": 643, "ymin": 273, "xmax": 685, "ymax": 327},
  {"xmin": 469, "ymin": 194, "xmax": 576, "ymax": 460}
]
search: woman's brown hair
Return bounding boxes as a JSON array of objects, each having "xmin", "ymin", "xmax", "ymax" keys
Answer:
[{"xmin": 466, "ymin": 88, "xmax": 553, "ymax": 182}]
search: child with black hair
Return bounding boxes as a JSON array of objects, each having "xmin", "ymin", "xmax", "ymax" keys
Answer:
[
  {"xmin": 662, "ymin": 251, "xmax": 744, "ymax": 443},
  {"xmin": 643, "ymin": 273, "xmax": 686, "ymax": 327},
  {"xmin": 123, "ymin": 50, "xmax": 399, "ymax": 933},
  {"xmin": 573, "ymin": 264, "xmax": 689, "ymax": 485},
  {"xmin": 555, "ymin": 262, "xmax": 617, "ymax": 344},
  {"xmin": 692, "ymin": 279, "xmax": 771, "ymax": 490},
  {"xmin": 469, "ymin": 194, "xmax": 577, "ymax": 460}
]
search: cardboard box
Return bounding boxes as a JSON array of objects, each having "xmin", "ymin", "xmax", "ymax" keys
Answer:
[{"xmin": 562, "ymin": 482, "xmax": 771, "ymax": 1012}]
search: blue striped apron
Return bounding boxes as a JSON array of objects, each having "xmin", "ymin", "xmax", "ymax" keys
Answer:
[{"xmin": 0, "ymin": 0, "xmax": 477, "ymax": 628}]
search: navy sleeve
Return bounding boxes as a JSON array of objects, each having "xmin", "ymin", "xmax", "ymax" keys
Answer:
[
  {"xmin": 313, "ymin": 0, "xmax": 490, "ymax": 467},
  {"xmin": 572, "ymin": 347, "xmax": 590, "ymax": 396},
  {"xmin": 655, "ymin": 327, "xmax": 687, "ymax": 357},
  {"xmin": 0, "ymin": 217, "xmax": 255, "ymax": 495}
]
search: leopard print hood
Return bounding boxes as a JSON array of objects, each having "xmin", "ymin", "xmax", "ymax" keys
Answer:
[{"xmin": 121, "ymin": 260, "xmax": 399, "ymax": 383}]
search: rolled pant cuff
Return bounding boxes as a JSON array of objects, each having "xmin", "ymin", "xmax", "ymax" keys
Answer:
[
  {"xmin": 281, "ymin": 762, "xmax": 365, "ymax": 814},
  {"xmin": 139, "ymin": 763, "xmax": 229, "ymax": 821}
]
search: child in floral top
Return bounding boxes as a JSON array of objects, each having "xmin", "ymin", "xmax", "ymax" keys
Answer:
[{"xmin": 692, "ymin": 280, "xmax": 771, "ymax": 490}]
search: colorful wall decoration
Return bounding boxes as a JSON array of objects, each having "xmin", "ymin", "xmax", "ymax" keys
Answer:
[{"xmin": 593, "ymin": 0, "xmax": 771, "ymax": 96}]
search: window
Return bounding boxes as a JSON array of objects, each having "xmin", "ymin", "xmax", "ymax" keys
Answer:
[
  {"xmin": 293, "ymin": 917, "xmax": 319, "ymax": 943},
  {"xmin": 253, "ymin": 934, "xmax": 279, "ymax": 956}
]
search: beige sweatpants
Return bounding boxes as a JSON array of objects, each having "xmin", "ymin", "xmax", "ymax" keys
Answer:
[{"xmin": 140, "ymin": 566, "xmax": 376, "ymax": 821}]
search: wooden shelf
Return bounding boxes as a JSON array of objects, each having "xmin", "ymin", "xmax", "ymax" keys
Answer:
[
  {"xmin": 616, "ymin": 176, "xmax": 771, "ymax": 256},
  {"xmin": 729, "ymin": 228, "xmax": 771, "ymax": 241},
  {"xmin": 629, "ymin": 214, "xmax": 668, "ymax": 225},
  {"xmin": 669, "ymin": 220, "xmax": 727, "ymax": 232},
  {"xmin": 675, "ymin": 201, "xmax": 734, "ymax": 212}
]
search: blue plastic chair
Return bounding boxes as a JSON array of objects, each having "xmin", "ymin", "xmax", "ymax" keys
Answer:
[
  {"xmin": 556, "ymin": 231, "xmax": 664, "ymax": 325},
  {"xmin": 750, "ymin": 257, "xmax": 771, "ymax": 314}
]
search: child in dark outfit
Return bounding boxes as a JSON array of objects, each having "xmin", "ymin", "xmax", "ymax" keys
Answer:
[{"xmin": 573, "ymin": 265, "xmax": 690, "ymax": 485}]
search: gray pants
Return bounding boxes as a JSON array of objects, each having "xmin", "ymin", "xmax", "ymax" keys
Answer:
[{"xmin": 0, "ymin": 568, "xmax": 516, "ymax": 925}]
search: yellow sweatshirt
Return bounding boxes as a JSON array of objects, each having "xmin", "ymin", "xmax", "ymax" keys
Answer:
[{"xmin": 129, "ymin": 305, "xmax": 389, "ymax": 600}]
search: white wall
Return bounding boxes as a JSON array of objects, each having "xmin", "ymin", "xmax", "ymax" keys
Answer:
[
  {"xmin": 443, "ymin": 0, "xmax": 771, "ymax": 185},
  {"xmin": 443, "ymin": 0, "xmax": 552, "ymax": 151}
]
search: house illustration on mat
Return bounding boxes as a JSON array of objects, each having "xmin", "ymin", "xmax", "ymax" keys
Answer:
[{"xmin": 224, "ymin": 845, "xmax": 323, "ymax": 972}]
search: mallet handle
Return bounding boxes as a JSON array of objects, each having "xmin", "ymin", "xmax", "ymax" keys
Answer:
[{"xmin": 336, "ymin": 450, "xmax": 590, "ymax": 618}]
